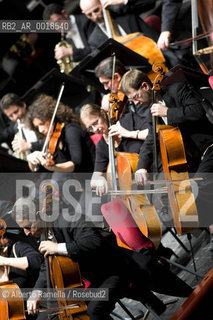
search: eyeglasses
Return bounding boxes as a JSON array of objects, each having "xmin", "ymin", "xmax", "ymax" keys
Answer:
[
  {"xmin": 86, "ymin": 119, "xmax": 99, "ymax": 132},
  {"xmin": 128, "ymin": 86, "xmax": 142, "ymax": 102}
]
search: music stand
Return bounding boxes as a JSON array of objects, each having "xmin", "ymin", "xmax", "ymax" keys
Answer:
[
  {"xmin": 22, "ymin": 68, "xmax": 97, "ymax": 109},
  {"xmin": 70, "ymin": 38, "xmax": 152, "ymax": 93}
]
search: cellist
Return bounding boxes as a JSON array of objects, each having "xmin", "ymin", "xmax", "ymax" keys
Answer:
[
  {"xmin": 120, "ymin": 68, "xmax": 213, "ymax": 186},
  {"xmin": 80, "ymin": 102, "xmax": 149, "ymax": 192},
  {"xmin": 94, "ymin": 57, "xmax": 150, "ymax": 119},
  {"xmin": 79, "ymin": 0, "xmax": 159, "ymax": 48},
  {"xmin": 12, "ymin": 196, "xmax": 193, "ymax": 319}
]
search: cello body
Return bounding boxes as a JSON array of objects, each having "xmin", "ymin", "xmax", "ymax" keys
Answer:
[
  {"xmin": 107, "ymin": 151, "xmax": 162, "ymax": 249},
  {"xmin": 0, "ymin": 281, "xmax": 26, "ymax": 320},
  {"xmin": 0, "ymin": 220, "xmax": 25, "ymax": 320},
  {"xmin": 158, "ymin": 126, "xmax": 199, "ymax": 235},
  {"xmin": 103, "ymin": 8, "xmax": 168, "ymax": 81},
  {"xmin": 48, "ymin": 255, "xmax": 89, "ymax": 320}
]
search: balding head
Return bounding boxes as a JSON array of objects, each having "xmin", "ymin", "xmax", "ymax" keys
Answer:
[{"xmin": 80, "ymin": 0, "xmax": 103, "ymax": 23}]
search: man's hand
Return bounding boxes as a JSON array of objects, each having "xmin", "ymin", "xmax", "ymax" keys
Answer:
[
  {"xmin": 39, "ymin": 241, "xmax": 58, "ymax": 258},
  {"xmin": 135, "ymin": 169, "xmax": 148, "ymax": 185},
  {"xmin": 157, "ymin": 31, "xmax": 171, "ymax": 50},
  {"xmin": 27, "ymin": 290, "xmax": 42, "ymax": 315},
  {"xmin": 12, "ymin": 138, "xmax": 31, "ymax": 153},
  {"xmin": 101, "ymin": 0, "xmax": 127, "ymax": 8},
  {"xmin": 151, "ymin": 103, "xmax": 168, "ymax": 117},
  {"xmin": 54, "ymin": 45, "xmax": 73, "ymax": 60}
]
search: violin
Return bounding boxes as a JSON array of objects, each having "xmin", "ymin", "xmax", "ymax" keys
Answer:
[
  {"xmin": 34, "ymin": 84, "xmax": 65, "ymax": 171},
  {"xmin": 45, "ymin": 122, "xmax": 65, "ymax": 167},
  {"xmin": 0, "ymin": 219, "xmax": 26, "ymax": 320}
]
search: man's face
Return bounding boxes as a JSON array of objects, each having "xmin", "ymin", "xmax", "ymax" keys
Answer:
[
  {"xmin": 4, "ymin": 104, "xmax": 26, "ymax": 122},
  {"xmin": 49, "ymin": 11, "xmax": 71, "ymax": 31},
  {"xmin": 16, "ymin": 218, "xmax": 42, "ymax": 238},
  {"xmin": 126, "ymin": 84, "xmax": 152, "ymax": 106},
  {"xmin": 99, "ymin": 74, "xmax": 120, "ymax": 92},
  {"xmin": 81, "ymin": 0, "xmax": 103, "ymax": 24}
]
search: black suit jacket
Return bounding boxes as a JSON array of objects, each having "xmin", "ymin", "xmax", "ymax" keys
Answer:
[
  {"xmin": 87, "ymin": 12, "xmax": 158, "ymax": 51},
  {"xmin": 66, "ymin": 14, "xmax": 94, "ymax": 62},
  {"xmin": 137, "ymin": 80, "xmax": 213, "ymax": 172}
]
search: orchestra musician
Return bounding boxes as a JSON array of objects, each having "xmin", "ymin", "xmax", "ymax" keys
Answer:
[
  {"xmin": 94, "ymin": 57, "xmax": 150, "ymax": 119},
  {"xmin": 11, "ymin": 196, "xmax": 193, "ymax": 319},
  {"xmin": 0, "ymin": 93, "xmax": 42, "ymax": 159},
  {"xmin": 80, "ymin": 103, "xmax": 148, "ymax": 196},
  {"xmin": 79, "ymin": 0, "xmax": 159, "ymax": 49},
  {"xmin": 0, "ymin": 240, "xmax": 43, "ymax": 289},
  {"xmin": 119, "ymin": 68, "xmax": 213, "ymax": 185},
  {"xmin": 42, "ymin": 3, "xmax": 94, "ymax": 63},
  {"xmin": 26, "ymin": 94, "xmax": 95, "ymax": 176}
]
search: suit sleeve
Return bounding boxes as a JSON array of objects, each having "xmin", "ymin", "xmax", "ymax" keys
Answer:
[
  {"xmin": 136, "ymin": 113, "xmax": 155, "ymax": 170},
  {"xmin": 65, "ymin": 227, "xmax": 104, "ymax": 262},
  {"xmin": 161, "ymin": 0, "xmax": 183, "ymax": 32},
  {"xmin": 166, "ymin": 82, "xmax": 206, "ymax": 125}
]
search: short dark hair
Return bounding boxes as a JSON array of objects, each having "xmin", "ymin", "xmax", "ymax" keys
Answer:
[
  {"xmin": 42, "ymin": 3, "xmax": 63, "ymax": 20},
  {"xmin": 95, "ymin": 57, "xmax": 126, "ymax": 79},
  {"xmin": 0, "ymin": 93, "xmax": 24, "ymax": 111}
]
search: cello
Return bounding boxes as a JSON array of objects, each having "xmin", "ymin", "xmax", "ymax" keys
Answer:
[
  {"xmin": 40, "ymin": 182, "xmax": 89, "ymax": 320},
  {"xmin": 151, "ymin": 63, "xmax": 200, "ymax": 235},
  {"xmin": 0, "ymin": 219, "xmax": 26, "ymax": 320},
  {"xmin": 102, "ymin": 7, "xmax": 168, "ymax": 81},
  {"xmin": 103, "ymin": 69, "xmax": 162, "ymax": 249}
]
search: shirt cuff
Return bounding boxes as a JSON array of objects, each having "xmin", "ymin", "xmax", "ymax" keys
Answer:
[
  {"xmin": 57, "ymin": 243, "xmax": 68, "ymax": 255},
  {"xmin": 124, "ymin": 0, "xmax": 128, "ymax": 4}
]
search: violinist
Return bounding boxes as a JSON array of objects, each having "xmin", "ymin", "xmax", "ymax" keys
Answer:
[
  {"xmin": 80, "ymin": 103, "xmax": 149, "ymax": 196},
  {"xmin": 26, "ymin": 94, "xmax": 95, "ymax": 176},
  {"xmin": 12, "ymin": 196, "xmax": 193, "ymax": 319},
  {"xmin": 0, "ymin": 93, "xmax": 42, "ymax": 159},
  {"xmin": 120, "ymin": 68, "xmax": 213, "ymax": 185}
]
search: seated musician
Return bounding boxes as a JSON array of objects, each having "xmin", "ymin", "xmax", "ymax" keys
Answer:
[
  {"xmin": 119, "ymin": 68, "xmax": 213, "ymax": 185},
  {"xmin": 26, "ymin": 94, "xmax": 95, "ymax": 176},
  {"xmin": 11, "ymin": 196, "xmax": 193, "ymax": 319},
  {"xmin": 94, "ymin": 57, "xmax": 150, "ymax": 119},
  {"xmin": 80, "ymin": 103, "xmax": 149, "ymax": 196},
  {"xmin": 0, "ymin": 93, "xmax": 42, "ymax": 159},
  {"xmin": 79, "ymin": 0, "xmax": 159, "ymax": 49},
  {"xmin": 0, "ymin": 240, "xmax": 43, "ymax": 289}
]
